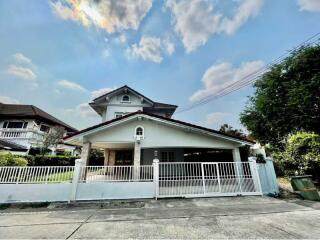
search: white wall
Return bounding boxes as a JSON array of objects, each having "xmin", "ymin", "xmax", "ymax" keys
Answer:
[
  {"xmin": 87, "ymin": 118, "xmax": 240, "ymax": 149},
  {"xmin": 0, "ymin": 184, "xmax": 72, "ymax": 203},
  {"xmin": 102, "ymin": 92, "xmax": 152, "ymax": 122},
  {"xmin": 76, "ymin": 182, "xmax": 154, "ymax": 200}
]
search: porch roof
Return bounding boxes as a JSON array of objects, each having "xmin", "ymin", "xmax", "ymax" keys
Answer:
[{"xmin": 64, "ymin": 111, "xmax": 255, "ymax": 145}]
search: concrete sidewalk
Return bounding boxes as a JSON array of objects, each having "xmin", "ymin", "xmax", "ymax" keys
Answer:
[{"xmin": 0, "ymin": 196, "xmax": 319, "ymax": 239}]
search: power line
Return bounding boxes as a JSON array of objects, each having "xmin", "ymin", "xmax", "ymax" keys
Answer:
[{"xmin": 175, "ymin": 32, "xmax": 320, "ymax": 114}]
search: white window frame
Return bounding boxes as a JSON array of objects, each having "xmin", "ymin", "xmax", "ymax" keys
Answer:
[
  {"xmin": 121, "ymin": 95, "xmax": 131, "ymax": 103},
  {"xmin": 134, "ymin": 125, "xmax": 144, "ymax": 139},
  {"xmin": 39, "ymin": 124, "xmax": 51, "ymax": 133},
  {"xmin": 3, "ymin": 121, "xmax": 28, "ymax": 129}
]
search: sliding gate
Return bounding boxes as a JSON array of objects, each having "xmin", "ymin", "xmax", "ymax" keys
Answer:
[{"xmin": 157, "ymin": 162, "xmax": 262, "ymax": 198}]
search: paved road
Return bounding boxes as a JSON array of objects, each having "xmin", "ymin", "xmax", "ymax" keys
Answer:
[{"xmin": 0, "ymin": 196, "xmax": 320, "ymax": 239}]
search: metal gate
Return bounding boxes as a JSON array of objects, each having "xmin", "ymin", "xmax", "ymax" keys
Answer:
[{"xmin": 156, "ymin": 162, "xmax": 262, "ymax": 198}]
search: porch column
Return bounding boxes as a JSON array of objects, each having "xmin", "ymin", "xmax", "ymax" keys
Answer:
[
  {"xmin": 134, "ymin": 142, "xmax": 141, "ymax": 166},
  {"xmin": 133, "ymin": 141, "xmax": 141, "ymax": 180},
  {"xmin": 104, "ymin": 149, "xmax": 109, "ymax": 166},
  {"xmin": 80, "ymin": 142, "xmax": 91, "ymax": 167},
  {"xmin": 232, "ymin": 148, "xmax": 241, "ymax": 162},
  {"xmin": 109, "ymin": 150, "xmax": 116, "ymax": 166},
  {"xmin": 232, "ymin": 147, "xmax": 243, "ymax": 192}
]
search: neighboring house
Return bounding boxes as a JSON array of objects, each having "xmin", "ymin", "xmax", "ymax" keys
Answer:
[
  {"xmin": 65, "ymin": 85, "xmax": 255, "ymax": 166},
  {"xmin": 0, "ymin": 103, "xmax": 78, "ymax": 155}
]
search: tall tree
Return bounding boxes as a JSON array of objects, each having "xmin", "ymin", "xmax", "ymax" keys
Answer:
[
  {"xmin": 219, "ymin": 124, "xmax": 245, "ymax": 138},
  {"xmin": 240, "ymin": 45, "xmax": 320, "ymax": 147}
]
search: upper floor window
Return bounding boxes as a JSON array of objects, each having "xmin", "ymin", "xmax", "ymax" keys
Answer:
[
  {"xmin": 40, "ymin": 124, "xmax": 50, "ymax": 133},
  {"xmin": 3, "ymin": 121, "xmax": 28, "ymax": 129},
  {"xmin": 122, "ymin": 95, "xmax": 130, "ymax": 102}
]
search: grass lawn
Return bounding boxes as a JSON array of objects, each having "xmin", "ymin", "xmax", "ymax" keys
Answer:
[{"xmin": 45, "ymin": 170, "xmax": 74, "ymax": 182}]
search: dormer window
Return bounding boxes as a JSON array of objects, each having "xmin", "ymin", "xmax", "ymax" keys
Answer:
[{"xmin": 122, "ymin": 95, "xmax": 130, "ymax": 102}]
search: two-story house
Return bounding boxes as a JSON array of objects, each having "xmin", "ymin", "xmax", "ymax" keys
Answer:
[
  {"xmin": 0, "ymin": 103, "xmax": 78, "ymax": 155},
  {"xmin": 65, "ymin": 85, "xmax": 255, "ymax": 167}
]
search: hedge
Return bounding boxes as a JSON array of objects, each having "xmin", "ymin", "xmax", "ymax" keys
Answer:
[
  {"xmin": 0, "ymin": 152, "xmax": 28, "ymax": 166},
  {"xmin": 25, "ymin": 155, "xmax": 78, "ymax": 166}
]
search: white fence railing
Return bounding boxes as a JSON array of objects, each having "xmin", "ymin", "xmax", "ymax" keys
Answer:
[
  {"xmin": 0, "ymin": 128, "xmax": 45, "ymax": 141},
  {"xmin": 157, "ymin": 162, "xmax": 261, "ymax": 197},
  {"xmin": 0, "ymin": 159, "xmax": 278, "ymax": 203},
  {"xmin": 80, "ymin": 165, "xmax": 154, "ymax": 182},
  {"xmin": 0, "ymin": 166, "xmax": 74, "ymax": 184}
]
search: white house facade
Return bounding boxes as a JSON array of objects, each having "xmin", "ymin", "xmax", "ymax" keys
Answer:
[
  {"xmin": 65, "ymin": 86, "xmax": 255, "ymax": 167},
  {"xmin": 0, "ymin": 103, "xmax": 78, "ymax": 155}
]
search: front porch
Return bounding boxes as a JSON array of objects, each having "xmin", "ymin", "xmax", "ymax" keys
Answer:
[{"xmin": 80, "ymin": 141, "xmax": 246, "ymax": 168}]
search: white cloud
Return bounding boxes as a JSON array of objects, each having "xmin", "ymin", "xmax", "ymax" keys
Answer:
[
  {"xmin": 165, "ymin": 0, "xmax": 221, "ymax": 53},
  {"xmin": 204, "ymin": 112, "xmax": 230, "ymax": 127},
  {"xmin": 297, "ymin": 0, "xmax": 320, "ymax": 12},
  {"xmin": 7, "ymin": 64, "xmax": 37, "ymax": 81},
  {"xmin": 91, "ymin": 87, "xmax": 117, "ymax": 99},
  {"xmin": 50, "ymin": 0, "xmax": 153, "ymax": 33},
  {"xmin": 0, "ymin": 96, "xmax": 20, "ymax": 104},
  {"xmin": 118, "ymin": 34, "xmax": 127, "ymax": 44},
  {"xmin": 57, "ymin": 80, "xmax": 87, "ymax": 92},
  {"xmin": 13, "ymin": 53, "xmax": 32, "ymax": 65},
  {"xmin": 166, "ymin": 0, "xmax": 264, "ymax": 52},
  {"xmin": 220, "ymin": 0, "xmax": 264, "ymax": 35},
  {"xmin": 130, "ymin": 36, "xmax": 175, "ymax": 63},
  {"xmin": 190, "ymin": 61, "xmax": 264, "ymax": 102},
  {"xmin": 77, "ymin": 103, "xmax": 98, "ymax": 118}
]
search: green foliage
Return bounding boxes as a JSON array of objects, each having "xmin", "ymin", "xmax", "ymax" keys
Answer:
[
  {"xmin": 26, "ymin": 155, "xmax": 78, "ymax": 166},
  {"xmin": 41, "ymin": 126, "xmax": 65, "ymax": 154},
  {"xmin": 240, "ymin": 45, "xmax": 320, "ymax": 147},
  {"xmin": 272, "ymin": 132, "xmax": 320, "ymax": 180},
  {"xmin": 0, "ymin": 151, "xmax": 28, "ymax": 166},
  {"xmin": 219, "ymin": 124, "xmax": 246, "ymax": 138},
  {"xmin": 89, "ymin": 149, "xmax": 104, "ymax": 165}
]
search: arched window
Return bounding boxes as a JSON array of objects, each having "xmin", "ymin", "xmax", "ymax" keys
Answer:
[
  {"xmin": 136, "ymin": 127, "xmax": 143, "ymax": 136},
  {"xmin": 122, "ymin": 95, "xmax": 130, "ymax": 102}
]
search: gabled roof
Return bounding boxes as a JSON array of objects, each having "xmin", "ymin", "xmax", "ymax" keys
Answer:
[
  {"xmin": 92, "ymin": 85, "xmax": 154, "ymax": 103},
  {"xmin": 64, "ymin": 111, "xmax": 255, "ymax": 145},
  {"xmin": 90, "ymin": 85, "xmax": 177, "ymax": 117},
  {"xmin": 0, "ymin": 103, "xmax": 77, "ymax": 132},
  {"xmin": 0, "ymin": 139, "xmax": 28, "ymax": 151}
]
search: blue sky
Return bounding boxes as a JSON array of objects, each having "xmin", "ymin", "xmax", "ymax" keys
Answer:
[{"xmin": 0, "ymin": 0, "xmax": 319, "ymax": 130}]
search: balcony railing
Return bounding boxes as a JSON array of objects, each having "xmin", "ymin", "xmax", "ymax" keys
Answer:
[{"xmin": 0, "ymin": 128, "xmax": 45, "ymax": 142}]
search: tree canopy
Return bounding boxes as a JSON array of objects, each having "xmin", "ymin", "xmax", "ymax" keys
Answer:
[{"xmin": 240, "ymin": 45, "xmax": 320, "ymax": 147}]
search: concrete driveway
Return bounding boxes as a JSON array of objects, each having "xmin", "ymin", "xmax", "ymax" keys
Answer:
[{"xmin": 0, "ymin": 196, "xmax": 319, "ymax": 239}]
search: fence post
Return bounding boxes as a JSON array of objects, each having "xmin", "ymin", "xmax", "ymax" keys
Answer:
[
  {"xmin": 201, "ymin": 163, "xmax": 206, "ymax": 195},
  {"xmin": 153, "ymin": 158, "xmax": 159, "ymax": 200},
  {"xmin": 70, "ymin": 159, "xmax": 82, "ymax": 202},
  {"xmin": 249, "ymin": 157, "xmax": 263, "ymax": 195}
]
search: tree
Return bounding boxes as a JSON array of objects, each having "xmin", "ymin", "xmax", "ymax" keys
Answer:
[
  {"xmin": 240, "ymin": 45, "xmax": 320, "ymax": 147},
  {"xmin": 272, "ymin": 132, "xmax": 320, "ymax": 180},
  {"xmin": 219, "ymin": 124, "xmax": 246, "ymax": 138},
  {"xmin": 41, "ymin": 126, "xmax": 65, "ymax": 154}
]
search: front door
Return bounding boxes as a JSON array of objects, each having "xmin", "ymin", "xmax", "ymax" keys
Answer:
[{"xmin": 115, "ymin": 150, "xmax": 133, "ymax": 165}]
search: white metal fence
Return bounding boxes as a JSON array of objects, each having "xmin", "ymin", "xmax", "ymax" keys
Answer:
[
  {"xmin": 79, "ymin": 165, "xmax": 154, "ymax": 182},
  {"xmin": 0, "ymin": 166, "xmax": 74, "ymax": 184},
  {"xmin": 0, "ymin": 159, "xmax": 276, "ymax": 203},
  {"xmin": 157, "ymin": 162, "xmax": 261, "ymax": 198}
]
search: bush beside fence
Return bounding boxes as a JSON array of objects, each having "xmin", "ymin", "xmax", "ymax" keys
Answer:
[{"xmin": 25, "ymin": 155, "xmax": 78, "ymax": 166}]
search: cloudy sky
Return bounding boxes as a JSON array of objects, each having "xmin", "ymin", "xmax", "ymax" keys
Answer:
[{"xmin": 0, "ymin": 0, "xmax": 319, "ymax": 130}]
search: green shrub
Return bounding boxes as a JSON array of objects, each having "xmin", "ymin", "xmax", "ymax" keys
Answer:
[
  {"xmin": 0, "ymin": 151, "xmax": 28, "ymax": 166},
  {"xmin": 272, "ymin": 132, "xmax": 320, "ymax": 180},
  {"xmin": 26, "ymin": 155, "xmax": 78, "ymax": 166}
]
